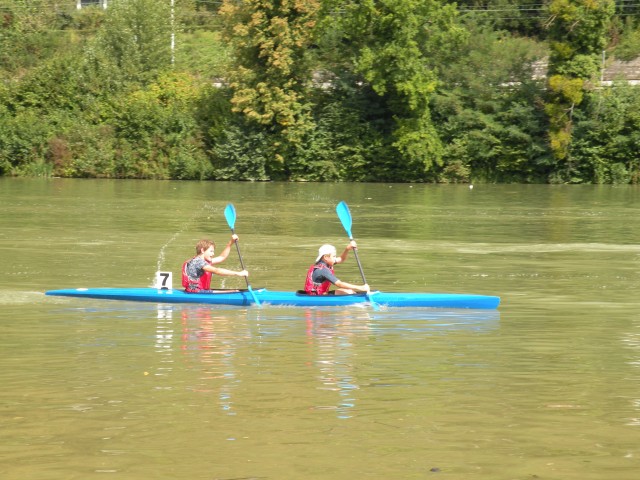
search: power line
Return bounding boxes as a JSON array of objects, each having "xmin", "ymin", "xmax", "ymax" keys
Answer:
[{"xmin": 2, "ymin": 1, "xmax": 640, "ymax": 20}]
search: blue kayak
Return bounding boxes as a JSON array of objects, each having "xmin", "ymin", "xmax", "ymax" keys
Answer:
[{"xmin": 45, "ymin": 287, "xmax": 500, "ymax": 309}]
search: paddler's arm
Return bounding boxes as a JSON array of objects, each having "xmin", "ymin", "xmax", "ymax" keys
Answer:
[
  {"xmin": 210, "ymin": 234, "xmax": 239, "ymax": 264},
  {"xmin": 206, "ymin": 265, "xmax": 248, "ymax": 277},
  {"xmin": 335, "ymin": 240, "xmax": 357, "ymax": 264},
  {"xmin": 335, "ymin": 279, "xmax": 369, "ymax": 293}
]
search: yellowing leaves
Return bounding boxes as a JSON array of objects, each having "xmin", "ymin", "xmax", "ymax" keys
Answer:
[
  {"xmin": 219, "ymin": 0, "xmax": 319, "ymax": 147},
  {"xmin": 548, "ymin": 75, "xmax": 584, "ymax": 105}
]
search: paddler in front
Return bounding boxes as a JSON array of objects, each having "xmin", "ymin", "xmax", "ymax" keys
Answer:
[
  {"xmin": 304, "ymin": 242, "xmax": 370, "ymax": 295},
  {"xmin": 182, "ymin": 236, "xmax": 248, "ymax": 293}
]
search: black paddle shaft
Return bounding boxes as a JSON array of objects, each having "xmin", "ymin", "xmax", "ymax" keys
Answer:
[
  {"xmin": 350, "ymin": 241, "xmax": 368, "ymax": 286},
  {"xmin": 230, "ymin": 228, "xmax": 250, "ymax": 289}
]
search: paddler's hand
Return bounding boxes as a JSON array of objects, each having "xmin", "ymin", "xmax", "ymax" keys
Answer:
[
  {"xmin": 231, "ymin": 234, "xmax": 239, "ymax": 243},
  {"xmin": 237, "ymin": 270, "xmax": 249, "ymax": 277},
  {"xmin": 347, "ymin": 240, "xmax": 357, "ymax": 250},
  {"xmin": 361, "ymin": 283, "xmax": 370, "ymax": 293}
]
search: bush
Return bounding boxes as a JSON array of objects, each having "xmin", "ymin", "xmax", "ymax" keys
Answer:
[
  {"xmin": 0, "ymin": 111, "xmax": 53, "ymax": 175},
  {"xmin": 568, "ymin": 85, "xmax": 640, "ymax": 183}
]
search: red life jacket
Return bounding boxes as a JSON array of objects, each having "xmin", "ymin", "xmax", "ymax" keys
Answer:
[
  {"xmin": 304, "ymin": 262, "xmax": 334, "ymax": 295},
  {"xmin": 182, "ymin": 257, "xmax": 212, "ymax": 292}
]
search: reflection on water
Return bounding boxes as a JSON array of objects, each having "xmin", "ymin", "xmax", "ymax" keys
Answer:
[
  {"xmin": 153, "ymin": 305, "xmax": 175, "ymax": 395},
  {"xmin": 622, "ymin": 326, "xmax": 640, "ymax": 427},
  {"xmin": 162, "ymin": 304, "xmax": 499, "ymax": 420},
  {"xmin": 367, "ymin": 309, "xmax": 500, "ymax": 334},
  {"xmin": 304, "ymin": 308, "xmax": 372, "ymax": 419},
  {"xmin": 168, "ymin": 306, "xmax": 247, "ymax": 415}
]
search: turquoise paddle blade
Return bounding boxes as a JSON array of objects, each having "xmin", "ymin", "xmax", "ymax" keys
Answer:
[
  {"xmin": 224, "ymin": 203, "xmax": 237, "ymax": 230},
  {"xmin": 336, "ymin": 201, "xmax": 353, "ymax": 239}
]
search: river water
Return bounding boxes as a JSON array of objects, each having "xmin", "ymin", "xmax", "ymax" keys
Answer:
[{"xmin": 1, "ymin": 178, "xmax": 639, "ymax": 479}]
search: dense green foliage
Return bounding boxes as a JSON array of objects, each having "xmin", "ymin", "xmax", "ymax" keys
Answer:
[
  {"xmin": 544, "ymin": 0, "xmax": 615, "ymax": 175},
  {"xmin": 1, "ymin": 0, "xmax": 640, "ymax": 182}
]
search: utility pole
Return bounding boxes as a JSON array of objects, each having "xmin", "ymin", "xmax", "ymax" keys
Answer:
[{"xmin": 171, "ymin": 0, "xmax": 175, "ymax": 65}]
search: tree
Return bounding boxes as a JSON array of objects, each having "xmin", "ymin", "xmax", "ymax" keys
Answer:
[
  {"xmin": 432, "ymin": 23, "xmax": 549, "ymax": 182},
  {"xmin": 95, "ymin": 0, "xmax": 174, "ymax": 83},
  {"xmin": 570, "ymin": 85, "xmax": 640, "ymax": 183},
  {"xmin": 0, "ymin": 0, "xmax": 79, "ymax": 75},
  {"xmin": 218, "ymin": 0, "xmax": 321, "ymax": 178},
  {"xmin": 334, "ymin": 0, "xmax": 466, "ymax": 179},
  {"xmin": 543, "ymin": 0, "xmax": 616, "ymax": 178},
  {"xmin": 453, "ymin": 0, "xmax": 549, "ymax": 38}
]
